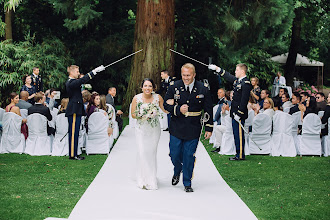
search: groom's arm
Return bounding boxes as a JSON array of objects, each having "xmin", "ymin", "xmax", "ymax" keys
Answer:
[{"xmin": 164, "ymin": 84, "xmax": 181, "ymax": 117}]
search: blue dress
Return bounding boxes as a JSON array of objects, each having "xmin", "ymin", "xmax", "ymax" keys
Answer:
[{"xmin": 21, "ymin": 85, "xmax": 36, "ymax": 104}]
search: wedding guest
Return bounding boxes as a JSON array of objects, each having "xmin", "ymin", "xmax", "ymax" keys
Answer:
[
  {"xmin": 212, "ymin": 88, "xmax": 227, "ymax": 153},
  {"xmin": 321, "ymin": 93, "xmax": 330, "ymax": 136},
  {"xmin": 289, "ymin": 92, "xmax": 301, "ymax": 115},
  {"xmin": 21, "ymin": 75, "xmax": 36, "ymax": 104},
  {"xmin": 259, "ymin": 89, "xmax": 270, "ymax": 109},
  {"xmin": 106, "ymin": 87, "xmax": 123, "ymax": 131},
  {"xmin": 247, "ymin": 94, "xmax": 255, "ymax": 111},
  {"xmin": 45, "ymin": 88, "xmax": 58, "ymax": 110},
  {"xmin": 273, "ymin": 87, "xmax": 288, "ymax": 105},
  {"xmin": 87, "ymin": 93, "xmax": 101, "ymax": 117},
  {"xmin": 300, "ymin": 92, "xmax": 309, "ymax": 106},
  {"xmin": 282, "ymin": 93, "xmax": 293, "ymax": 110},
  {"xmin": 298, "ymin": 96, "xmax": 317, "ymax": 120},
  {"xmin": 273, "ymin": 71, "xmax": 286, "ymax": 86},
  {"xmin": 316, "ymin": 92, "xmax": 327, "ymax": 112},
  {"xmin": 100, "ymin": 95, "xmax": 114, "ymax": 137},
  {"xmin": 16, "ymin": 91, "xmax": 32, "ymax": 109},
  {"xmin": 58, "ymin": 98, "xmax": 69, "ymax": 115},
  {"xmin": 213, "ymin": 103, "xmax": 230, "ymax": 153},
  {"xmin": 82, "ymin": 90, "xmax": 91, "ymax": 111},
  {"xmin": 31, "ymin": 67, "xmax": 43, "ymax": 92},
  {"xmin": 28, "ymin": 92, "xmax": 52, "ymax": 121},
  {"xmin": 5, "ymin": 92, "xmax": 26, "ymax": 123},
  {"xmin": 253, "ymin": 97, "xmax": 275, "ymax": 119},
  {"xmin": 273, "ymin": 98, "xmax": 282, "ymax": 113},
  {"xmin": 250, "ymin": 77, "xmax": 261, "ymax": 102}
]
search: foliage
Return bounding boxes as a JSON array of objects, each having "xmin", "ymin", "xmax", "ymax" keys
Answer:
[
  {"xmin": 0, "ymin": 35, "xmax": 73, "ymax": 107},
  {"xmin": 0, "ymin": 15, "xmax": 5, "ymax": 37},
  {"xmin": 3, "ymin": 0, "xmax": 22, "ymax": 11}
]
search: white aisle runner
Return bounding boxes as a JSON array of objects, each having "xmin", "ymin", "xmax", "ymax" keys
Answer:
[{"xmin": 68, "ymin": 127, "xmax": 257, "ymax": 220}]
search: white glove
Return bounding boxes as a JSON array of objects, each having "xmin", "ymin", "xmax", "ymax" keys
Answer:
[
  {"xmin": 92, "ymin": 65, "xmax": 105, "ymax": 75},
  {"xmin": 208, "ymin": 64, "xmax": 221, "ymax": 73},
  {"xmin": 233, "ymin": 113, "xmax": 240, "ymax": 122}
]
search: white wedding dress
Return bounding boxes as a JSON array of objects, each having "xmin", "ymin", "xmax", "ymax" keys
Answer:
[{"xmin": 135, "ymin": 93, "xmax": 161, "ymax": 190}]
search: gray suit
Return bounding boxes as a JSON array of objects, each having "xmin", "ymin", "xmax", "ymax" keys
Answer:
[
  {"xmin": 16, "ymin": 100, "xmax": 32, "ymax": 109},
  {"xmin": 106, "ymin": 94, "xmax": 115, "ymax": 109}
]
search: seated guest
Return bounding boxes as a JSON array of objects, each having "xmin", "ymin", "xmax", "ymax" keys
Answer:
[
  {"xmin": 213, "ymin": 88, "xmax": 227, "ymax": 126},
  {"xmin": 321, "ymin": 93, "xmax": 330, "ymax": 136},
  {"xmin": 273, "ymin": 71, "xmax": 286, "ymax": 86},
  {"xmin": 86, "ymin": 93, "xmax": 101, "ymax": 117},
  {"xmin": 289, "ymin": 92, "xmax": 301, "ymax": 115},
  {"xmin": 274, "ymin": 87, "xmax": 288, "ymax": 105},
  {"xmin": 100, "ymin": 95, "xmax": 114, "ymax": 137},
  {"xmin": 58, "ymin": 98, "xmax": 69, "ymax": 114},
  {"xmin": 106, "ymin": 87, "xmax": 123, "ymax": 131},
  {"xmin": 250, "ymin": 77, "xmax": 261, "ymax": 103},
  {"xmin": 282, "ymin": 93, "xmax": 293, "ymax": 110},
  {"xmin": 298, "ymin": 96, "xmax": 317, "ymax": 121},
  {"xmin": 253, "ymin": 97, "xmax": 275, "ymax": 119},
  {"xmin": 28, "ymin": 92, "xmax": 52, "ymax": 121},
  {"xmin": 20, "ymin": 75, "xmax": 36, "ymax": 104},
  {"xmin": 273, "ymin": 98, "xmax": 282, "ymax": 113},
  {"xmin": 247, "ymin": 94, "xmax": 255, "ymax": 111},
  {"xmin": 213, "ymin": 103, "xmax": 230, "ymax": 153},
  {"xmin": 16, "ymin": 91, "xmax": 33, "ymax": 110},
  {"xmin": 82, "ymin": 90, "xmax": 91, "ymax": 111},
  {"xmin": 259, "ymin": 89, "xmax": 270, "ymax": 109},
  {"xmin": 45, "ymin": 88, "xmax": 58, "ymax": 110},
  {"xmin": 316, "ymin": 92, "xmax": 327, "ymax": 112},
  {"xmin": 6, "ymin": 92, "xmax": 26, "ymax": 123},
  {"xmin": 300, "ymin": 92, "xmax": 309, "ymax": 106}
]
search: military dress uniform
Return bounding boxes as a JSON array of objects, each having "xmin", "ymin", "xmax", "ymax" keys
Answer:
[
  {"xmin": 164, "ymin": 79, "xmax": 213, "ymax": 188},
  {"xmin": 215, "ymin": 69, "xmax": 252, "ymax": 160},
  {"xmin": 157, "ymin": 76, "xmax": 176, "ymax": 128},
  {"xmin": 65, "ymin": 72, "xmax": 96, "ymax": 159},
  {"xmin": 31, "ymin": 74, "xmax": 43, "ymax": 92}
]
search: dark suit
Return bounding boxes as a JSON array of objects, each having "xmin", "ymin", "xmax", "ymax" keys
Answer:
[
  {"xmin": 31, "ymin": 74, "xmax": 43, "ymax": 92},
  {"xmin": 289, "ymin": 104, "xmax": 300, "ymax": 115},
  {"xmin": 321, "ymin": 104, "xmax": 330, "ymax": 135},
  {"xmin": 316, "ymin": 101, "xmax": 327, "ymax": 112},
  {"xmin": 214, "ymin": 68, "xmax": 252, "ymax": 159},
  {"xmin": 156, "ymin": 76, "xmax": 176, "ymax": 97},
  {"xmin": 66, "ymin": 72, "xmax": 95, "ymax": 157},
  {"xmin": 28, "ymin": 103, "xmax": 52, "ymax": 121},
  {"xmin": 164, "ymin": 79, "xmax": 213, "ymax": 187}
]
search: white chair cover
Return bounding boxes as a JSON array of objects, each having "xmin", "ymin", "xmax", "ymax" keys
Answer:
[
  {"xmin": 243, "ymin": 110, "xmax": 255, "ymax": 156},
  {"xmin": 291, "ymin": 111, "xmax": 301, "ymax": 154},
  {"xmin": 48, "ymin": 110, "xmax": 57, "ymax": 129},
  {"xmin": 297, "ymin": 113, "xmax": 321, "ymax": 156},
  {"xmin": 271, "ymin": 112, "xmax": 296, "ymax": 157},
  {"xmin": 86, "ymin": 112, "xmax": 113, "ymax": 154},
  {"xmin": 159, "ymin": 108, "xmax": 168, "ymax": 130},
  {"xmin": 51, "ymin": 113, "xmax": 69, "ymax": 156},
  {"xmin": 0, "ymin": 112, "xmax": 25, "ymax": 154},
  {"xmin": 219, "ymin": 113, "xmax": 236, "ymax": 155},
  {"xmin": 78, "ymin": 116, "xmax": 86, "ymax": 155},
  {"xmin": 106, "ymin": 104, "xmax": 119, "ymax": 139},
  {"xmin": 249, "ymin": 113, "xmax": 273, "ymax": 154},
  {"xmin": 318, "ymin": 111, "xmax": 325, "ymax": 118},
  {"xmin": 20, "ymin": 109, "xmax": 28, "ymax": 119},
  {"xmin": 209, "ymin": 105, "xmax": 219, "ymax": 145},
  {"xmin": 24, "ymin": 113, "xmax": 52, "ymax": 156},
  {"xmin": 52, "ymin": 108, "xmax": 59, "ymax": 115},
  {"xmin": 129, "ymin": 103, "xmax": 137, "ymax": 128},
  {"xmin": 321, "ymin": 118, "xmax": 330, "ymax": 157},
  {"xmin": 283, "ymin": 108, "xmax": 290, "ymax": 113},
  {"xmin": 0, "ymin": 107, "xmax": 5, "ymax": 121}
]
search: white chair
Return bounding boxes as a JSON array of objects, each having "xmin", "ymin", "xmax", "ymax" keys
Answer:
[
  {"xmin": 129, "ymin": 103, "xmax": 137, "ymax": 128},
  {"xmin": 20, "ymin": 109, "xmax": 28, "ymax": 119},
  {"xmin": 297, "ymin": 113, "xmax": 321, "ymax": 156},
  {"xmin": 249, "ymin": 113, "xmax": 273, "ymax": 154},
  {"xmin": 209, "ymin": 105, "xmax": 219, "ymax": 145},
  {"xmin": 291, "ymin": 111, "xmax": 301, "ymax": 154},
  {"xmin": 106, "ymin": 104, "xmax": 119, "ymax": 139},
  {"xmin": 244, "ymin": 110, "xmax": 255, "ymax": 156},
  {"xmin": 78, "ymin": 116, "xmax": 86, "ymax": 155},
  {"xmin": 24, "ymin": 113, "xmax": 52, "ymax": 156},
  {"xmin": 318, "ymin": 111, "xmax": 325, "ymax": 118},
  {"xmin": 321, "ymin": 118, "xmax": 330, "ymax": 157},
  {"xmin": 0, "ymin": 112, "xmax": 25, "ymax": 154},
  {"xmin": 271, "ymin": 112, "xmax": 296, "ymax": 157},
  {"xmin": 52, "ymin": 108, "xmax": 59, "ymax": 116},
  {"xmin": 0, "ymin": 108, "xmax": 5, "ymax": 143},
  {"xmin": 159, "ymin": 108, "xmax": 168, "ymax": 130},
  {"xmin": 219, "ymin": 113, "xmax": 236, "ymax": 155},
  {"xmin": 51, "ymin": 113, "xmax": 69, "ymax": 156},
  {"xmin": 283, "ymin": 108, "xmax": 290, "ymax": 113},
  {"xmin": 86, "ymin": 112, "xmax": 113, "ymax": 154}
]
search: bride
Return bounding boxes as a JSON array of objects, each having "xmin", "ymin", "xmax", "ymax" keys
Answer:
[{"xmin": 131, "ymin": 78, "xmax": 168, "ymax": 190}]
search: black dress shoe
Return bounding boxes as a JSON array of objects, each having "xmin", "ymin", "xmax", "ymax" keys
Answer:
[
  {"xmin": 163, "ymin": 128, "xmax": 169, "ymax": 131},
  {"xmin": 172, "ymin": 174, "xmax": 180, "ymax": 185},
  {"xmin": 229, "ymin": 157, "xmax": 245, "ymax": 161},
  {"xmin": 69, "ymin": 156, "xmax": 85, "ymax": 160},
  {"xmin": 184, "ymin": 186, "xmax": 194, "ymax": 192},
  {"xmin": 211, "ymin": 147, "xmax": 220, "ymax": 153}
]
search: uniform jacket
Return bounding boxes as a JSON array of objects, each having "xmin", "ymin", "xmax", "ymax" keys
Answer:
[
  {"xmin": 156, "ymin": 76, "xmax": 176, "ymax": 97},
  {"xmin": 65, "ymin": 72, "xmax": 95, "ymax": 117},
  {"xmin": 31, "ymin": 74, "xmax": 43, "ymax": 92},
  {"xmin": 164, "ymin": 79, "xmax": 213, "ymax": 140},
  {"xmin": 217, "ymin": 69, "xmax": 252, "ymax": 120}
]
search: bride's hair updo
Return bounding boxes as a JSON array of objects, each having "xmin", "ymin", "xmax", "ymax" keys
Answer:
[{"xmin": 141, "ymin": 78, "xmax": 156, "ymax": 90}]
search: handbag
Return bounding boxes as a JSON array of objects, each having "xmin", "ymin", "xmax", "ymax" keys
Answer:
[{"xmin": 21, "ymin": 123, "xmax": 29, "ymax": 140}]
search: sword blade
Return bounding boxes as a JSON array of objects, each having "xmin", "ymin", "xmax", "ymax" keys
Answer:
[
  {"xmin": 104, "ymin": 49, "xmax": 143, "ymax": 69},
  {"xmin": 169, "ymin": 49, "xmax": 208, "ymax": 67},
  {"xmin": 238, "ymin": 120, "xmax": 262, "ymax": 150}
]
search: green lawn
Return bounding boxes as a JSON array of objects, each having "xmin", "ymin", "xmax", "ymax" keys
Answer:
[{"xmin": 0, "ymin": 117, "xmax": 329, "ymax": 220}]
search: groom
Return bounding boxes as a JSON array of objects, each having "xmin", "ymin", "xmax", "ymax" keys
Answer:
[{"xmin": 164, "ymin": 63, "xmax": 213, "ymax": 192}]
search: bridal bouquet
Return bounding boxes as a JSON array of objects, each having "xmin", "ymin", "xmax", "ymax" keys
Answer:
[{"xmin": 135, "ymin": 102, "xmax": 162, "ymax": 127}]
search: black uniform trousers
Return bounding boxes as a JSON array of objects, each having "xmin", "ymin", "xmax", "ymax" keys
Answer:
[
  {"xmin": 232, "ymin": 118, "xmax": 245, "ymax": 159},
  {"xmin": 68, "ymin": 114, "xmax": 81, "ymax": 158}
]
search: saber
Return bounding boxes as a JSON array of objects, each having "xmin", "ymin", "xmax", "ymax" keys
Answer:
[
  {"xmin": 60, "ymin": 133, "xmax": 67, "ymax": 142},
  {"xmin": 169, "ymin": 49, "xmax": 208, "ymax": 67},
  {"xmin": 237, "ymin": 120, "xmax": 262, "ymax": 151},
  {"xmin": 199, "ymin": 112, "xmax": 210, "ymax": 141},
  {"xmin": 104, "ymin": 49, "xmax": 143, "ymax": 68}
]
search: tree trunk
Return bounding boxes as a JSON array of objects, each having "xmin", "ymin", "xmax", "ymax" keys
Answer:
[
  {"xmin": 122, "ymin": 0, "xmax": 175, "ymax": 112},
  {"xmin": 285, "ymin": 7, "xmax": 302, "ymax": 86},
  {"xmin": 5, "ymin": 9, "xmax": 13, "ymax": 40}
]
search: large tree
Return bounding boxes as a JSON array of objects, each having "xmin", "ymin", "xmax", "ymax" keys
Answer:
[
  {"xmin": 122, "ymin": 0, "xmax": 175, "ymax": 111},
  {"xmin": 3, "ymin": 0, "xmax": 21, "ymax": 40}
]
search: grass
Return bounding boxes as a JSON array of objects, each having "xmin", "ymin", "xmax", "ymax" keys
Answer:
[
  {"xmin": 0, "ymin": 116, "xmax": 329, "ymax": 220},
  {"xmin": 201, "ymin": 137, "xmax": 330, "ymax": 220}
]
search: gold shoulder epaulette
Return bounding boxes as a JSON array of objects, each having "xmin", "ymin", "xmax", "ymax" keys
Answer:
[
  {"xmin": 245, "ymin": 81, "xmax": 250, "ymax": 84},
  {"xmin": 204, "ymin": 83, "xmax": 209, "ymax": 87}
]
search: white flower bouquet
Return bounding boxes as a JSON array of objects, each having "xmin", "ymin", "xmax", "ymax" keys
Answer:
[{"xmin": 135, "ymin": 102, "xmax": 162, "ymax": 127}]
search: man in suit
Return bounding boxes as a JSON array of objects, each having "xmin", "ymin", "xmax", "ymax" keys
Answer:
[
  {"xmin": 164, "ymin": 63, "xmax": 213, "ymax": 192},
  {"xmin": 316, "ymin": 92, "xmax": 327, "ymax": 112},
  {"xmin": 300, "ymin": 92, "xmax": 309, "ymax": 106},
  {"xmin": 259, "ymin": 89, "xmax": 270, "ymax": 109},
  {"xmin": 16, "ymin": 91, "xmax": 32, "ymax": 109},
  {"xmin": 28, "ymin": 92, "xmax": 52, "ymax": 121},
  {"xmin": 209, "ymin": 63, "xmax": 252, "ymax": 161},
  {"xmin": 289, "ymin": 92, "xmax": 301, "ymax": 115},
  {"xmin": 66, "ymin": 64, "xmax": 105, "ymax": 160},
  {"xmin": 106, "ymin": 87, "xmax": 123, "ymax": 131},
  {"xmin": 156, "ymin": 70, "xmax": 176, "ymax": 131},
  {"xmin": 31, "ymin": 67, "xmax": 43, "ymax": 92}
]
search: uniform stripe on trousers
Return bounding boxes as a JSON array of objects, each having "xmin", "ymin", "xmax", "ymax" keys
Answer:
[{"xmin": 71, "ymin": 113, "xmax": 76, "ymax": 157}]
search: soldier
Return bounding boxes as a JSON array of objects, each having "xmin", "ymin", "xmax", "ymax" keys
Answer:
[
  {"xmin": 31, "ymin": 67, "xmax": 43, "ymax": 92},
  {"xmin": 164, "ymin": 63, "xmax": 213, "ymax": 192},
  {"xmin": 156, "ymin": 70, "xmax": 176, "ymax": 131},
  {"xmin": 65, "ymin": 64, "xmax": 105, "ymax": 160},
  {"xmin": 209, "ymin": 63, "xmax": 252, "ymax": 161}
]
